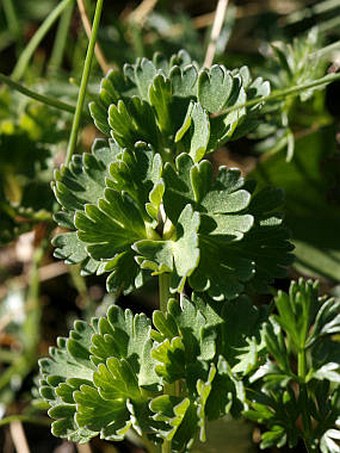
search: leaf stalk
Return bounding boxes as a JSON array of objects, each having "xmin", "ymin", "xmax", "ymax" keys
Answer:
[
  {"xmin": 0, "ymin": 73, "xmax": 76, "ymax": 114},
  {"xmin": 213, "ymin": 72, "xmax": 340, "ymax": 118}
]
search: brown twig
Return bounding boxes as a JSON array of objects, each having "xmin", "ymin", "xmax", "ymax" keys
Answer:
[
  {"xmin": 143, "ymin": 1, "xmax": 294, "ymax": 40},
  {"xmin": 77, "ymin": 443, "xmax": 93, "ymax": 453},
  {"xmin": 128, "ymin": 0, "xmax": 158, "ymax": 26},
  {"xmin": 9, "ymin": 421, "xmax": 30, "ymax": 453},
  {"xmin": 204, "ymin": 0, "xmax": 230, "ymax": 68},
  {"xmin": 76, "ymin": 0, "xmax": 111, "ymax": 73}
]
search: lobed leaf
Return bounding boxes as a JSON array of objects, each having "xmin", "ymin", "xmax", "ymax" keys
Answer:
[
  {"xmin": 90, "ymin": 50, "xmax": 271, "ymax": 163},
  {"xmin": 162, "ymin": 154, "xmax": 292, "ymax": 299}
]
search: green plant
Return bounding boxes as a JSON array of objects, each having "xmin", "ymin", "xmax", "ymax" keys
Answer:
[
  {"xmin": 37, "ymin": 47, "xmax": 340, "ymax": 453},
  {"xmin": 1, "ymin": 1, "xmax": 340, "ymax": 451},
  {"xmin": 245, "ymin": 279, "xmax": 340, "ymax": 452}
]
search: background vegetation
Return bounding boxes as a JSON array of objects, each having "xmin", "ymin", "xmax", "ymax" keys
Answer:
[{"xmin": 0, "ymin": 0, "xmax": 339, "ymax": 452}]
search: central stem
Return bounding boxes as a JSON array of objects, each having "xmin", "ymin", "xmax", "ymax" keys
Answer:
[
  {"xmin": 159, "ymin": 273, "xmax": 170, "ymax": 313},
  {"xmin": 297, "ymin": 347, "xmax": 312, "ymax": 451},
  {"xmin": 158, "ymin": 273, "xmax": 174, "ymax": 453},
  {"xmin": 297, "ymin": 349, "xmax": 306, "ymax": 379}
]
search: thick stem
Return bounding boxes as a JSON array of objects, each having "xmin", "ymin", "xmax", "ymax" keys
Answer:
[
  {"xmin": 65, "ymin": 0, "xmax": 104, "ymax": 165},
  {"xmin": 298, "ymin": 349, "xmax": 313, "ymax": 450},
  {"xmin": 162, "ymin": 441, "xmax": 172, "ymax": 453},
  {"xmin": 158, "ymin": 273, "xmax": 174, "ymax": 453},
  {"xmin": 129, "ymin": 24, "xmax": 145, "ymax": 58},
  {"xmin": 159, "ymin": 273, "xmax": 170, "ymax": 313},
  {"xmin": 298, "ymin": 350, "xmax": 306, "ymax": 379}
]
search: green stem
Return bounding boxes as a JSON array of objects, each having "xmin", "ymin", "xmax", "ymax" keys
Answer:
[
  {"xmin": 162, "ymin": 441, "xmax": 172, "ymax": 453},
  {"xmin": 48, "ymin": 2, "xmax": 75, "ymax": 74},
  {"xmin": 159, "ymin": 273, "xmax": 170, "ymax": 313},
  {"xmin": 23, "ymin": 246, "xmax": 44, "ymax": 351},
  {"xmin": 65, "ymin": 0, "xmax": 104, "ymax": 165},
  {"xmin": 3, "ymin": 0, "xmax": 21, "ymax": 42},
  {"xmin": 298, "ymin": 350, "xmax": 306, "ymax": 379},
  {"xmin": 141, "ymin": 434, "xmax": 160, "ymax": 453},
  {"xmin": 310, "ymin": 40, "xmax": 340, "ymax": 59},
  {"xmin": 0, "ymin": 30, "xmax": 13, "ymax": 53},
  {"xmin": 299, "ymin": 383, "xmax": 312, "ymax": 450},
  {"xmin": 298, "ymin": 349, "xmax": 313, "ymax": 450},
  {"xmin": 0, "ymin": 349, "xmax": 20, "ymax": 363},
  {"xmin": 158, "ymin": 273, "xmax": 176, "ymax": 453},
  {"xmin": 303, "ymin": 438, "xmax": 313, "ymax": 453},
  {"xmin": 129, "ymin": 23, "xmax": 145, "ymax": 58},
  {"xmin": 69, "ymin": 264, "xmax": 93, "ymax": 313},
  {"xmin": 11, "ymin": 0, "xmax": 74, "ymax": 81},
  {"xmin": 214, "ymin": 72, "xmax": 340, "ymax": 118},
  {"xmin": 0, "ymin": 415, "xmax": 51, "ymax": 428},
  {"xmin": 318, "ymin": 15, "xmax": 340, "ymax": 33},
  {"xmin": 0, "ymin": 73, "xmax": 76, "ymax": 114},
  {"xmin": 282, "ymin": 0, "xmax": 339, "ymax": 26}
]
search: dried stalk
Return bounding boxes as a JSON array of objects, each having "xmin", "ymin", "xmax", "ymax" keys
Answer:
[
  {"xmin": 129, "ymin": 0, "xmax": 158, "ymax": 26},
  {"xmin": 76, "ymin": 0, "xmax": 111, "ymax": 73},
  {"xmin": 204, "ymin": 0, "xmax": 230, "ymax": 68},
  {"xmin": 9, "ymin": 421, "xmax": 30, "ymax": 453}
]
